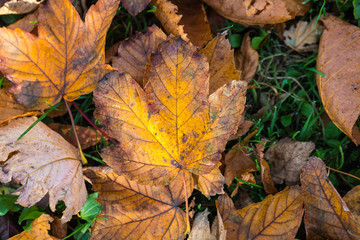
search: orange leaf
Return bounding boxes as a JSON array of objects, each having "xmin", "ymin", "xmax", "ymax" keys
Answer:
[
  {"xmin": 217, "ymin": 186, "xmax": 303, "ymax": 239},
  {"xmin": 0, "ymin": 0, "xmax": 119, "ymax": 109},
  {"xmin": 256, "ymin": 141, "xmax": 278, "ymax": 194},
  {"xmin": 121, "ymin": 0, "xmax": 151, "ymax": 16},
  {"xmin": 94, "ymin": 38, "xmax": 247, "ymax": 191},
  {"xmin": 316, "ymin": 16, "xmax": 360, "ymax": 145},
  {"xmin": 84, "ymin": 167, "xmax": 192, "ymax": 239},
  {"xmin": 193, "ymin": 162, "xmax": 225, "ymax": 198},
  {"xmin": 301, "ymin": 157, "xmax": 360, "ymax": 239},
  {"xmin": 344, "ymin": 185, "xmax": 360, "ymax": 226}
]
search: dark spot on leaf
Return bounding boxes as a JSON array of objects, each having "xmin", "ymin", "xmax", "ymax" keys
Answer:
[{"xmin": 181, "ymin": 134, "xmax": 188, "ymax": 143}]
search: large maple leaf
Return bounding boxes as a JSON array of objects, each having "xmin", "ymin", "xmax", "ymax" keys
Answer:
[
  {"xmin": 94, "ymin": 37, "xmax": 247, "ymax": 187},
  {"xmin": 0, "ymin": 0, "xmax": 119, "ymax": 109}
]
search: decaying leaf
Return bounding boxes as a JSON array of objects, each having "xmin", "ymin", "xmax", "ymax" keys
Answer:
[
  {"xmin": 217, "ymin": 186, "xmax": 303, "ymax": 240},
  {"xmin": 189, "ymin": 209, "xmax": 216, "ymax": 240},
  {"xmin": 265, "ymin": 138, "xmax": 315, "ymax": 185},
  {"xmin": 199, "ymin": 32, "xmax": 241, "ymax": 94},
  {"xmin": 0, "ymin": 0, "xmax": 43, "ymax": 15},
  {"xmin": 151, "ymin": 0, "xmax": 212, "ymax": 47},
  {"xmin": 9, "ymin": 214, "xmax": 54, "ymax": 240},
  {"xmin": 8, "ymin": 10, "xmax": 38, "ymax": 33},
  {"xmin": 193, "ymin": 162, "xmax": 225, "ymax": 198},
  {"xmin": 256, "ymin": 141, "xmax": 278, "ymax": 194},
  {"xmin": 201, "ymin": 0, "xmax": 309, "ymax": 26},
  {"xmin": 121, "ymin": 0, "xmax": 151, "ymax": 15},
  {"xmin": 51, "ymin": 216, "xmax": 67, "ymax": 239},
  {"xmin": 228, "ymin": 119, "xmax": 254, "ymax": 141},
  {"xmin": 0, "ymin": 117, "xmax": 87, "ymax": 223},
  {"xmin": 84, "ymin": 167, "xmax": 191, "ymax": 240},
  {"xmin": 301, "ymin": 157, "xmax": 360, "ymax": 239},
  {"xmin": 317, "ymin": 15, "xmax": 360, "ymax": 145},
  {"xmin": 0, "ymin": 215, "xmax": 21, "ymax": 240},
  {"xmin": 211, "ymin": 203, "xmax": 227, "ymax": 240},
  {"xmin": 94, "ymin": 38, "xmax": 247, "ymax": 192},
  {"xmin": 0, "ymin": 0, "xmax": 119, "ymax": 109},
  {"xmin": 284, "ymin": 18, "xmax": 323, "ymax": 52},
  {"xmin": 344, "ymin": 185, "xmax": 360, "ymax": 226},
  {"xmin": 111, "ymin": 25, "xmax": 167, "ymax": 85}
]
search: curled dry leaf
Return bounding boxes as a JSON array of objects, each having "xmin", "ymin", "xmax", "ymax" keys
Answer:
[
  {"xmin": 121, "ymin": 0, "xmax": 151, "ymax": 16},
  {"xmin": 256, "ymin": 141, "xmax": 278, "ymax": 194},
  {"xmin": 217, "ymin": 186, "xmax": 303, "ymax": 240},
  {"xmin": 84, "ymin": 167, "xmax": 191, "ymax": 240},
  {"xmin": 0, "ymin": 0, "xmax": 44, "ymax": 15},
  {"xmin": 189, "ymin": 209, "xmax": 216, "ymax": 240},
  {"xmin": 344, "ymin": 185, "xmax": 360, "ymax": 225},
  {"xmin": 9, "ymin": 214, "xmax": 54, "ymax": 240},
  {"xmin": 151, "ymin": 0, "xmax": 212, "ymax": 47},
  {"xmin": 284, "ymin": 18, "xmax": 323, "ymax": 52},
  {"xmin": 202, "ymin": 0, "xmax": 309, "ymax": 26},
  {"xmin": 265, "ymin": 138, "xmax": 315, "ymax": 185},
  {"xmin": 301, "ymin": 157, "xmax": 360, "ymax": 239},
  {"xmin": 0, "ymin": 0, "xmax": 119, "ymax": 109},
  {"xmin": 317, "ymin": 15, "xmax": 360, "ymax": 145},
  {"xmin": 94, "ymin": 38, "xmax": 247, "ymax": 194},
  {"xmin": 0, "ymin": 117, "xmax": 87, "ymax": 223}
]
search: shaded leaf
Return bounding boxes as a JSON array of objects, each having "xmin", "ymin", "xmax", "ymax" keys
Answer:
[
  {"xmin": 0, "ymin": 117, "xmax": 87, "ymax": 223},
  {"xmin": 316, "ymin": 15, "xmax": 360, "ymax": 145},
  {"xmin": 84, "ymin": 166, "xmax": 190, "ymax": 240},
  {"xmin": 121, "ymin": 0, "xmax": 151, "ymax": 15},
  {"xmin": 344, "ymin": 185, "xmax": 360, "ymax": 225},
  {"xmin": 0, "ymin": 195, "xmax": 18, "ymax": 216},
  {"xmin": 8, "ymin": 10, "xmax": 38, "ymax": 33},
  {"xmin": 301, "ymin": 157, "xmax": 360, "ymax": 239},
  {"xmin": 0, "ymin": 0, "xmax": 119, "ymax": 109},
  {"xmin": 189, "ymin": 209, "xmax": 216, "ymax": 240},
  {"xmin": 217, "ymin": 186, "xmax": 303, "ymax": 239},
  {"xmin": 0, "ymin": 214, "xmax": 21, "ymax": 240},
  {"xmin": 0, "ymin": 0, "xmax": 43, "ymax": 15},
  {"xmin": 51, "ymin": 216, "xmax": 67, "ymax": 239}
]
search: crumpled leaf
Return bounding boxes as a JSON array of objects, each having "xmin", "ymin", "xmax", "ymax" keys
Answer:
[
  {"xmin": 199, "ymin": 32, "xmax": 241, "ymax": 94},
  {"xmin": 84, "ymin": 166, "xmax": 191, "ymax": 240},
  {"xmin": 151, "ymin": 0, "xmax": 212, "ymax": 47},
  {"xmin": 94, "ymin": 38, "xmax": 247, "ymax": 191},
  {"xmin": 9, "ymin": 214, "xmax": 55, "ymax": 240},
  {"xmin": 0, "ymin": 0, "xmax": 43, "ymax": 15},
  {"xmin": 217, "ymin": 186, "xmax": 303, "ymax": 240},
  {"xmin": 344, "ymin": 185, "xmax": 360, "ymax": 225},
  {"xmin": 201, "ymin": 0, "xmax": 309, "ymax": 26},
  {"xmin": 284, "ymin": 18, "xmax": 323, "ymax": 52},
  {"xmin": 316, "ymin": 15, "xmax": 360, "ymax": 145},
  {"xmin": 301, "ymin": 157, "xmax": 360, "ymax": 239},
  {"xmin": 0, "ymin": 0, "xmax": 119, "ymax": 109},
  {"xmin": 265, "ymin": 138, "xmax": 315, "ymax": 185},
  {"xmin": 0, "ymin": 117, "xmax": 87, "ymax": 223},
  {"xmin": 121, "ymin": 0, "xmax": 151, "ymax": 15},
  {"xmin": 189, "ymin": 209, "xmax": 216, "ymax": 240}
]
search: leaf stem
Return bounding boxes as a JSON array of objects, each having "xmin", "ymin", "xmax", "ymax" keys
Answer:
[
  {"xmin": 326, "ymin": 166, "xmax": 360, "ymax": 181},
  {"xmin": 65, "ymin": 101, "xmax": 87, "ymax": 165},
  {"xmin": 182, "ymin": 171, "xmax": 190, "ymax": 235}
]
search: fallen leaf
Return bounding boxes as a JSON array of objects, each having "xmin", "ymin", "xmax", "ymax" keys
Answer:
[
  {"xmin": 230, "ymin": 173, "xmax": 256, "ymax": 198},
  {"xmin": 189, "ymin": 209, "xmax": 216, "ymax": 240},
  {"xmin": 51, "ymin": 217, "xmax": 67, "ymax": 239},
  {"xmin": 211, "ymin": 203, "xmax": 227, "ymax": 240},
  {"xmin": 344, "ymin": 185, "xmax": 360, "ymax": 225},
  {"xmin": 9, "ymin": 214, "xmax": 54, "ymax": 240},
  {"xmin": 0, "ymin": 0, "xmax": 43, "ymax": 15},
  {"xmin": 201, "ymin": 0, "xmax": 309, "ymax": 26},
  {"xmin": 121, "ymin": 0, "xmax": 151, "ymax": 15},
  {"xmin": 265, "ymin": 138, "xmax": 315, "ymax": 185},
  {"xmin": 256, "ymin": 140, "xmax": 278, "ymax": 194},
  {"xmin": 152, "ymin": 0, "xmax": 212, "ymax": 47},
  {"xmin": 0, "ymin": 215, "xmax": 21, "ymax": 240},
  {"xmin": 193, "ymin": 162, "xmax": 225, "ymax": 198},
  {"xmin": 0, "ymin": 0, "xmax": 119, "ymax": 109},
  {"xmin": 284, "ymin": 18, "xmax": 323, "ymax": 52},
  {"xmin": 84, "ymin": 166, "xmax": 191, "ymax": 240},
  {"xmin": 301, "ymin": 157, "xmax": 360, "ymax": 239},
  {"xmin": 94, "ymin": 38, "xmax": 247, "ymax": 190},
  {"xmin": 316, "ymin": 15, "xmax": 360, "ymax": 145},
  {"xmin": 228, "ymin": 120, "xmax": 254, "ymax": 141},
  {"xmin": 0, "ymin": 117, "xmax": 87, "ymax": 223},
  {"xmin": 8, "ymin": 10, "xmax": 38, "ymax": 33},
  {"xmin": 235, "ymin": 32, "xmax": 259, "ymax": 83},
  {"xmin": 111, "ymin": 25, "xmax": 167, "ymax": 85},
  {"xmin": 199, "ymin": 32, "xmax": 241, "ymax": 94},
  {"xmin": 217, "ymin": 186, "xmax": 303, "ymax": 239}
]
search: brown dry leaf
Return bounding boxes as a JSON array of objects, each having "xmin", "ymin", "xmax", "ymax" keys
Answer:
[
  {"xmin": 202, "ymin": 0, "xmax": 309, "ymax": 26},
  {"xmin": 0, "ymin": 117, "xmax": 87, "ymax": 223},
  {"xmin": 121, "ymin": 0, "xmax": 151, "ymax": 15},
  {"xmin": 228, "ymin": 120, "xmax": 254, "ymax": 141},
  {"xmin": 47, "ymin": 123, "xmax": 101, "ymax": 149},
  {"xmin": 256, "ymin": 140, "xmax": 278, "ymax": 194},
  {"xmin": 51, "ymin": 216, "xmax": 67, "ymax": 239},
  {"xmin": 84, "ymin": 166, "xmax": 191, "ymax": 240},
  {"xmin": 111, "ymin": 25, "xmax": 167, "ymax": 85},
  {"xmin": 317, "ymin": 15, "xmax": 360, "ymax": 145},
  {"xmin": 199, "ymin": 32, "xmax": 241, "ymax": 94},
  {"xmin": 0, "ymin": 0, "xmax": 119, "ymax": 109},
  {"xmin": 0, "ymin": 0, "xmax": 43, "ymax": 15},
  {"xmin": 194, "ymin": 162, "xmax": 225, "ymax": 198},
  {"xmin": 344, "ymin": 185, "xmax": 360, "ymax": 225},
  {"xmin": 211, "ymin": 203, "xmax": 227, "ymax": 240},
  {"xmin": 8, "ymin": 10, "xmax": 38, "ymax": 33},
  {"xmin": 94, "ymin": 38, "xmax": 247, "ymax": 192},
  {"xmin": 230, "ymin": 173, "xmax": 256, "ymax": 197},
  {"xmin": 152, "ymin": 0, "xmax": 212, "ymax": 47},
  {"xmin": 189, "ymin": 209, "xmax": 216, "ymax": 240},
  {"xmin": 235, "ymin": 32, "xmax": 259, "ymax": 83},
  {"xmin": 284, "ymin": 18, "xmax": 323, "ymax": 52},
  {"xmin": 265, "ymin": 138, "xmax": 315, "ymax": 185},
  {"xmin": 301, "ymin": 157, "xmax": 360, "ymax": 239},
  {"xmin": 0, "ymin": 87, "xmax": 33, "ymax": 123},
  {"xmin": 217, "ymin": 186, "xmax": 303, "ymax": 239}
]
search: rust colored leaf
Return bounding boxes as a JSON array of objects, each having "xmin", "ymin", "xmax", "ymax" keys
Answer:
[
  {"xmin": 265, "ymin": 138, "xmax": 315, "ymax": 185},
  {"xmin": 194, "ymin": 162, "xmax": 225, "ymax": 198},
  {"xmin": 121, "ymin": 0, "xmax": 151, "ymax": 15},
  {"xmin": 316, "ymin": 16, "xmax": 360, "ymax": 145},
  {"xmin": 344, "ymin": 185, "xmax": 360, "ymax": 225},
  {"xmin": 0, "ymin": 87, "xmax": 33, "ymax": 123},
  {"xmin": 256, "ymin": 141, "xmax": 278, "ymax": 194},
  {"xmin": 217, "ymin": 186, "xmax": 303, "ymax": 240},
  {"xmin": 111, "ymin": 25, "xmax": 167, "ymax": 85},
  {"xmin": 8, "ymin": 10, "xmax": 38, "ymax": 33},
  {"xmin": 0, "ymin": 0, "xmax": 43, "ymax": 15},
  {"xmin": 0, "ymin": 117, "xmax": 87, "ymax": 223},
  {"xmin": 84, "ymin": 167, "xmax": 191, "ymax": 240},
  {"xmin": 0, "ymin": 0, "xmax": 119, "ymax": 109},
  {"xmin": 94, "ymin": 38, "xmax": 247, "ymax": 189},
  {"xmin": 202, "ymin": 0, "xmax": 309, "ymax": 26},
  {"xmin": 301, "ymin": 157, "xmax": 360, "ymax": 239}
]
